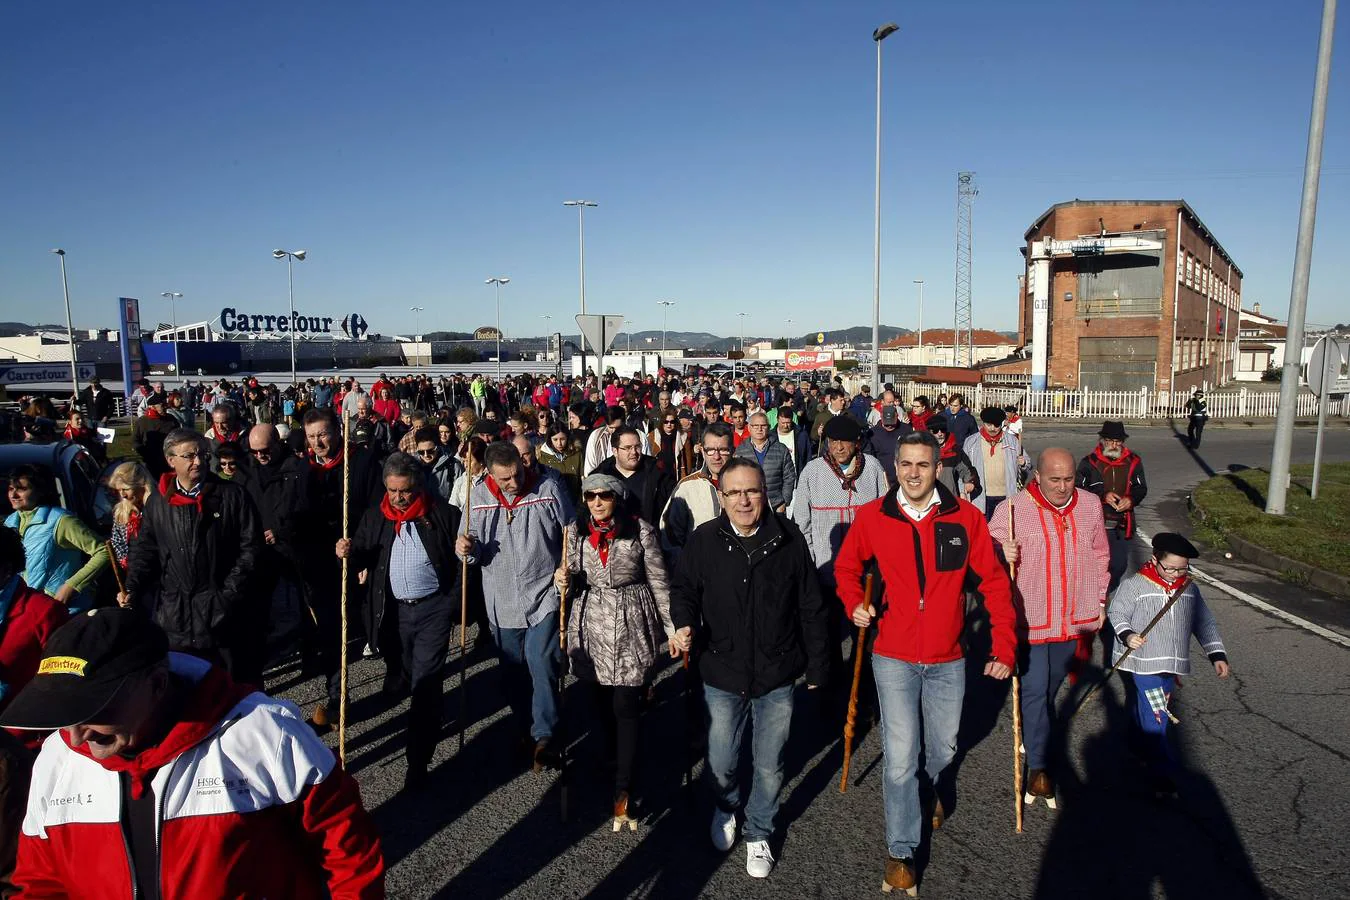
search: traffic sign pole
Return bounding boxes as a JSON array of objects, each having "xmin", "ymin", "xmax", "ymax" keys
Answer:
[{"xmin": 1312, "ymin": 385, "xmax": 1329, "ymax": 499}]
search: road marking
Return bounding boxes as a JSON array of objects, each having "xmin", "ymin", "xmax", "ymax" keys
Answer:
[{"xmin": 1136, "ymin": 527, "xmax": 1350, "ymax": 650}]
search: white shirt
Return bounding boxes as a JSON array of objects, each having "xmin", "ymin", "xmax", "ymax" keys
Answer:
[{"xmin": 899, "ymin": 489, "xmax": 942, "ymax": 522}]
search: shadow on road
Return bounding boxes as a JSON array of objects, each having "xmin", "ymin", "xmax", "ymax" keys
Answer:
[
  {"xmin": 1167, "ymin": 419, "xmax": 1217, "ymax": 479},
  {"xmin": 1034, "ymin": 677, "xmax": 1266, "ymax": 899}
]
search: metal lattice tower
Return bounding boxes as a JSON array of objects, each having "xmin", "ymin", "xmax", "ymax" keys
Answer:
[{"xmin": 953, "ymin": 171, "xmax": 977, "ymax": 367}]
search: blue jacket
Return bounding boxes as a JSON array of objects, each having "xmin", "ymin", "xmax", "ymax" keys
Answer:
[{"xmin": 4, "ymin": 507, "xmax": 85, "ymax": 610}]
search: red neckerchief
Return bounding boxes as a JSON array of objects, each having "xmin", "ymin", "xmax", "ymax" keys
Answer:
[
  {"xmin": 63, "ymin": 426, "xmax": 93, "ymax": 441},
  {"xmin": 588, "ymin": 517, "xmax": 617, "ymax": 566},
  {"xmin": 1027, "ymin": 479, "xmax": 1078, "ymax": 536},
  {"xmin": 381, "ymin": 492, "xmax": 429, "ymax": 534},
  {"xmin": 63, "ymin": 664, "xmax": 253, "ymax": 798},
  {"xmin": 1007, "ymin": 413, "xmax": 1021, "ymax": 425},
  {"xmin": 485, "ymin": 469, "xmax": 539, "ymax": 516},
  {"xmin": 936, "ymin": 432, "xmax": 957, "ymax": 458},
  {"xmin": 158, "ymin": 473, "xmax": 204, "ymax": 514},
  {"xmin": 911, "ymin": 410, "xmax": 931, "ymax": 431},
  {"xmin": 308, "ymin": 445, "xmax": 344, "ymax": 471},
  {"xmin": 1090, "ymin": 445, "xmax": 1134, "ymax": 469},
  {"xmin": 144, "ymin": 408, "xmax": 162, "ymax": 420},
  {"xmin": 211, "ymin": 424, "xmax": 238, "ymax": 444},
  {"xmin": 980, "ymin": 428, "xmax": 1003, "ymax": 456},
  {"xmin": 825, "ymin": 448, "xmax": 865, "ymax": 490},
  {"xmin": 1139, "ymin": 560, "xmax": 1186, "ymax": 592}
]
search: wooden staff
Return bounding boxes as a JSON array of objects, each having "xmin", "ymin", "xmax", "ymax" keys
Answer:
[
  {"xmin": 105, "ymin": 540, "xmax": 127, "ymax": 601},
  {"xmin": 339, "ymin": 415, "xmax": 351, "ymax": 766},
  {"xmin": 839, "ymin": 572, "xmax": 875, "ymax": 794},
  {"xmin": 682, "ymin": 649, "xmax": 693, "ymax": 788},
  {"xmin": 1009, "ymin": 501, "xmax": 1024, "ymax": 834},
  {"xmin": 458, "ymin": 471, "xmax": 473, "ymax": 753},
  {"xmin": 557, "ymin": 524, "xmax": 572, "ymax": 821},
  {"xmin": 1067, "ymin": 576, "xmax": 1192, "ymax": 722}
]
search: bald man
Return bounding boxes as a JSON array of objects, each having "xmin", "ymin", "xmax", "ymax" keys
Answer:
[{"xmin": 988, "ymin": 448, "xmax": 1111, "ymax": 810}]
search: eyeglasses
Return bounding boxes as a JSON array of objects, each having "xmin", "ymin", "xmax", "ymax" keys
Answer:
[
  {"xmin": 583, "ymin": 491, "xmax": 616, "ymax": 502},
  {"xmin": 1156, "ymin": 560, "xmax": 1190, "ymax": 576},
  {"xmin": 720, "ymin": 488, "xmax": 764, "ymax": 501},
  {"xmin": 703, "ymin": 447, "xmax": 731, "ymax": 455},
  {"xmin": 171, "ymin": 452, "xmax": 206, "ymax": 462},
  {"xmin": 616, "ymin": 444, "xmax": 642, "ymax": 453}
]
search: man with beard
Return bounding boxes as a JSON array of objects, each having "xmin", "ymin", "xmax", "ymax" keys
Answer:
[
  {"xmin": 1077, "ymin": 421, "xmax": 1148, "ymax": 592},
  {"xmin": 296, "ymin": 409, "xmax": 383, "ymax": 732}
]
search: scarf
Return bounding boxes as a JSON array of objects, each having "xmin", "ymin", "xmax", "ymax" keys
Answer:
[
  {"xmin": 1027, "ymin": 478, "xmax": 1077, "ymax": 538},
  {"xmin": 158, "ymin": 473, "xmax": 204, "ymax": 515},
  {"xmin": 63, "ymin": 426, "xmax": 93, "ymax": 442},
  {"xmin": 211, "ymin": 424, "xmax": 238, "ymax": 445},
  {"xmin": 485, "ymin": 469, "xmax": 539, "ymax": 519},
  {"xmin": 825, "ymin": 449, "xmax": 865, "ymax": 491},
  {"xmin": 308, "ymin": 445, "xmax": 344, "ymax": 471},
  {"xmin": 936, "ymin": 432, "xmax": 958, "ymax": 460},
  {"xmin": 144, "ymin": 408, "xmax": 162, "ymax": 420},
  {"xmin": 1090, "ymin": 446, "xmax": 1134, "ymax": 470},
  {"xmin": 1139, "ymin": 559, "xmax": 1186, "ymax": 593},
  {"xmin": 980, "ymin": 428, "xmax": 1004, "ymax": 457},
  {"xmin": 380, "ymin": 492, "xmax": 428, "ymax": 535},
  {"xmin": 588, "ymin": 517, "xmax": 616, "ymax": 566}
]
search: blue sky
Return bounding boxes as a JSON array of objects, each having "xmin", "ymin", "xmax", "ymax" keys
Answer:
[{"xmin": 2, "ymin": 1, "xmax": 1346, "ymax": 341}]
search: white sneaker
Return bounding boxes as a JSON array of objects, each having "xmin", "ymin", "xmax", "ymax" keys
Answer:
[
  {"xmin": 710, "ymin": 808, "xmax": 738, "ymax": 852},
  {"xmin": 745, "ymin": 840, "xmax": 774, "ymax": 878}
]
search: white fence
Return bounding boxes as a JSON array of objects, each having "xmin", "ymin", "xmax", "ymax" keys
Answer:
[{"xmin": 892, "ymin": 383, "xmax": 1349, "ymax": 421}]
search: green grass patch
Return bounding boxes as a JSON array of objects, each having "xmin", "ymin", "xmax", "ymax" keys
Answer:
[{"xmin": 1191, "ymin": 462, "xmax": 1350, "ymax": 579}]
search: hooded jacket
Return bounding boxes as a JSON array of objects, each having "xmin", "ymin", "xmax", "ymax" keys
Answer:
[{"xmin": 14, "ymin": 654, "xmax": 384, "ymax": 899}]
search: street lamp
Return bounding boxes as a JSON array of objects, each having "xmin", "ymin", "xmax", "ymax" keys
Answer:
[
  {"xmin": 50, "ymin": 249, "xmax": 78, "ymax": 400},
  {"xmin": 736, "ymin": 311, "xmax": 748, "ymax": 379},
  {"xmin": 409, "ymin": 306, "xmax": 424, "ymax": 340},
  {"xmin": 161, "ymin": 292, "xmax": 183, "ymax": 378},
  {"xmin": 871, "ymin": 21, "xmax": 900, "ymax": 395},
  {"xmin": 913, "ymin": 279, "xmax": 925, "ymax": 366},
  {"xmin": 486, "ymin": 277, "xmax": 510, "ymax": 377},
  {"xmin": 564, "ymin": 200, "xmax": 598, "ymax": 364},
  {"xmin": 272, "ymin": 249, "xmax": 307, "ymax": 385},
  {"xmin": 657, "ymin": 299, "xmax": 676, "ymax": 354},
  {"xmin": 623, "ymin": 318, "xmax": 633, "ymax": 352}
]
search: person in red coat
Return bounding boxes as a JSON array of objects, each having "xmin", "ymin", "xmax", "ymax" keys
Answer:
[{"xmin": 835, "ymin": 431, "xmax": 1016, "ymax": 894}]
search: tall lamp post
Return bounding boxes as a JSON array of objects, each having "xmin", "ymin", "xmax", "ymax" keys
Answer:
[
  {"xmin": 50, "ymin": 249, "xmax": 79, "ymax": 400},
  {"xmin": 913, "ymin": 279, "xmax": 925, "ymax": 366},
  {"xmin": 486, "ymin": 277, "xmax": 510, "ymax": 377},
  {"xmin": 657, "ymin": 299, "xmax": 676, "ymax": 354},
  {"xmin": 161, "ymin": 291, "xmax": 183, "ymax": 378},
  {"xmin": 272, "ymin": 249, "xmax": 307, "ymax": 385},
  {"xmin": 564, "ymin": 199, "xmax": 598, "ymax": 366},
  {"xmin": 409, "ymin": 306, "xmax": 424, "ymax": 340},
  {"xmin": 871, "ymin": 22, "xmax": 900, "ymax": 395},
  {"xmin": 736, "ymin": 311, "xmax": 748, "ymax": 379}
]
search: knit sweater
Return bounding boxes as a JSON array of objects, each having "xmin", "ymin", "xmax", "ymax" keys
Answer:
[
  {"xmin": 791, "ymin": 454, "xmax": 890, "ymax": 589},
  {"xmin": 1108, "ymin": 568, "xmax": 1227, "ymax": 675}
]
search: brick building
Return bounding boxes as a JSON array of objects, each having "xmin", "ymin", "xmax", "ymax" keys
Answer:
[{"xmin": 1012, "ymin": 200, "xmax": 1242, "ymax": 391}]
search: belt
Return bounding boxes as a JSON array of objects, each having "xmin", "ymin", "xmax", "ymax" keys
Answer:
[{"xmin": 397, "ymin": 592, "xmax": 439, "ymax": 606}]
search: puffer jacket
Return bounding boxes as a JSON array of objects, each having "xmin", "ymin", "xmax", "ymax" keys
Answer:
[
  {"xmin": 733, "ymin": 434, "xmax": 798, "ymax": 510},
  {"xmin": 670, "ymin": 511, "xmax": 830, "ymax": 697},
  {"xmin": 125, "ymin": 475, "xmax": 262, "ymax": 651},
  {"xmin": 561, "ymin": 518, "xmax": 673, "ymax": 687}
]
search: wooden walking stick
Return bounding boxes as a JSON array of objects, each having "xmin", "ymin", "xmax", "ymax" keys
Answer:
[
  {"xmin": 457, "ymin": 475, "xmax": 472, "ymax": 753},
  {"xmin": 840, "ymin": 572, "xmax": 876, "ymax": 794},
  {"xmin": 1067, "ymin": 576, "xmax": 1192, "ymax": 722},
  {"xmin": 106, "ymin": 540, "xmax": 127, "ymax": 602},
  {"xmin": 1009, "ymin": 502, "xmax": 1024, "ymax": 834},
  {"xmin": 339, "ymin": 415, "xmax": 351, "ymax": 766},
  {"xmin": 557, "ymin": 524, "xmax": 572, "ymax": 821}
]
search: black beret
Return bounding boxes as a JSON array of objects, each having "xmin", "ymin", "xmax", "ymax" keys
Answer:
[
  {"xmin": 979, "ymin": 407, "xmax": 1006, "ymax": 426},
  {"xmin": 823, "ymin": 415, "xmax": 862, "ymax": 442},
  {"xmin": 1152, "ymin": 532, "xmax": 1199, "ymax": 560}
]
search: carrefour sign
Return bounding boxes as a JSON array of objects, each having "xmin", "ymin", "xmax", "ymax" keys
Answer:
[{"xmin": 220, "ymin": 307, "xmax": 336, "ymax": 335}]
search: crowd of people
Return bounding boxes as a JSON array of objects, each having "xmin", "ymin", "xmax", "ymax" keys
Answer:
[{"xmin": 0, "ymin": 366, "xmax": 1232, "ymax": 896}]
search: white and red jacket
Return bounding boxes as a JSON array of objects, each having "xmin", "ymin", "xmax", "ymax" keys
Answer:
[
  {"xmin": 15, "ymin": 654, "xmax": 384, "ymax": 899},
  {"xmin": 989, "ymin": 484, "xmax": 1111, "ymax": 645}
]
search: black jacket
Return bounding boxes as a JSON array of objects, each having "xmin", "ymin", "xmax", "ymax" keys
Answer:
[
  {"xmin": 670, "ymin": 511, "xmax": 830, "ymax": 697},
  {"xmin": 594, "ymin": 455, "xmax": 673, "ymax": 530},
  {"xmin": 297, "ymin": 447, "xmax": 384, "ymax": 589},
  {"xmin": 126, "ymin": 475, "xmax": 262, "ymax": 651},
  {"xmin": 242, "ymin": 454, "xmax": 309, "ymax": 561},
  {"xmin": 132, "ymin": 415, "xmax": 177, "ymax": 479},
  {"xmin": 348, "ymin": 492, "xmax": 462, "ymax": 638}
]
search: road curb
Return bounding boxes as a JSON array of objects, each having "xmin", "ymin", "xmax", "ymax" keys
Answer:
[{"xmin": 1188, "ymin": 492, "xmax": 1350, "ymax": 598}]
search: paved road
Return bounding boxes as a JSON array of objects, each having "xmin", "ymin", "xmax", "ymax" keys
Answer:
[{"xmin": 271, "ymin": 421, "xmax": 1350, "ymax": 899}]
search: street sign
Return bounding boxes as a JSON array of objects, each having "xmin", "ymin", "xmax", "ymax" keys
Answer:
[
  {"xmin": 1307, "ymin": 336, "xmax": 1350, "ymax": 397},
  {"xmin": 575, "ymin": 314, "xmax": 626, "ymax": 356},
  {"xmin": 0, "ymin": 363, "xmax": 98, "ymax": 387}
]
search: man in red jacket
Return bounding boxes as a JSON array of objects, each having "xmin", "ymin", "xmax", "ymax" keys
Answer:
[
  {"xmin": 0, "ymin": 608, "xmax": 385, "ymax": 899},
  {"xmin": 835, "ymin": 431, "xmax": 1016, "ymax": 895}
]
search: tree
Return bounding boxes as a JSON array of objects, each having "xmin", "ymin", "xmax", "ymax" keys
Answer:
[
  {"xmin": 772, "ymin": 338, "xmax": 788, "ymax": 350},
  {"xmin": 445, "ymin": 347, "xmax": 480, "ymax": 365}
]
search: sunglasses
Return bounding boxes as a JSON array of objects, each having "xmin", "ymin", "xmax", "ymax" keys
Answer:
[
  {"xmin": 416, "ymin": 449, "xmax": 438, "ymax": 458},
  {"xmin": 583, "ymin": 491, "xmax": 617, "ymax": 502},
  {"xmin": 218, "ymin": 459, "xmax": 238, "ymax": 469},
  {"xmin": 248, "ymin": 447, "xmax": 272, "ymax": 457}
]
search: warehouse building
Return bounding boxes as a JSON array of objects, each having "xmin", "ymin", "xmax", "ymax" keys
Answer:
[{"xmin": 1005, "ymin": 200, "xmax": 1242, "ymax": 391}]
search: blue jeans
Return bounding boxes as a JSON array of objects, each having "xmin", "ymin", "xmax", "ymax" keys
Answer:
[
  {"xmin": 491, "ymin": 612, "xmax": 562, "ymax": 742},
  {"xmin": 704, "ymin": 682, "xmax": 794, "ymax": 843},
  {"xmin": 1020, "ymin": 640, "xmax": 1077, "ymax": 771},
  {"xmin": 872, "ymin": 656, "xmax": 964, "ymax": 859}
]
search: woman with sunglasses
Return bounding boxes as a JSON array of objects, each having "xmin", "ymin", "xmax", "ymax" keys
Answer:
[
  {"xmin": 537, "ymin": 425, "xmax": 582, "ymax": 502},
  {"xmin": 531, "ymin": 407, "xmax": 555, "ymax": 448},
  {"xmin": 554, "ymin": 473, "xmax": 677, "ymax": 833},
  {"xmin": 648, "ymin": 413, "xmax": 694, "ymax": 480}
]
